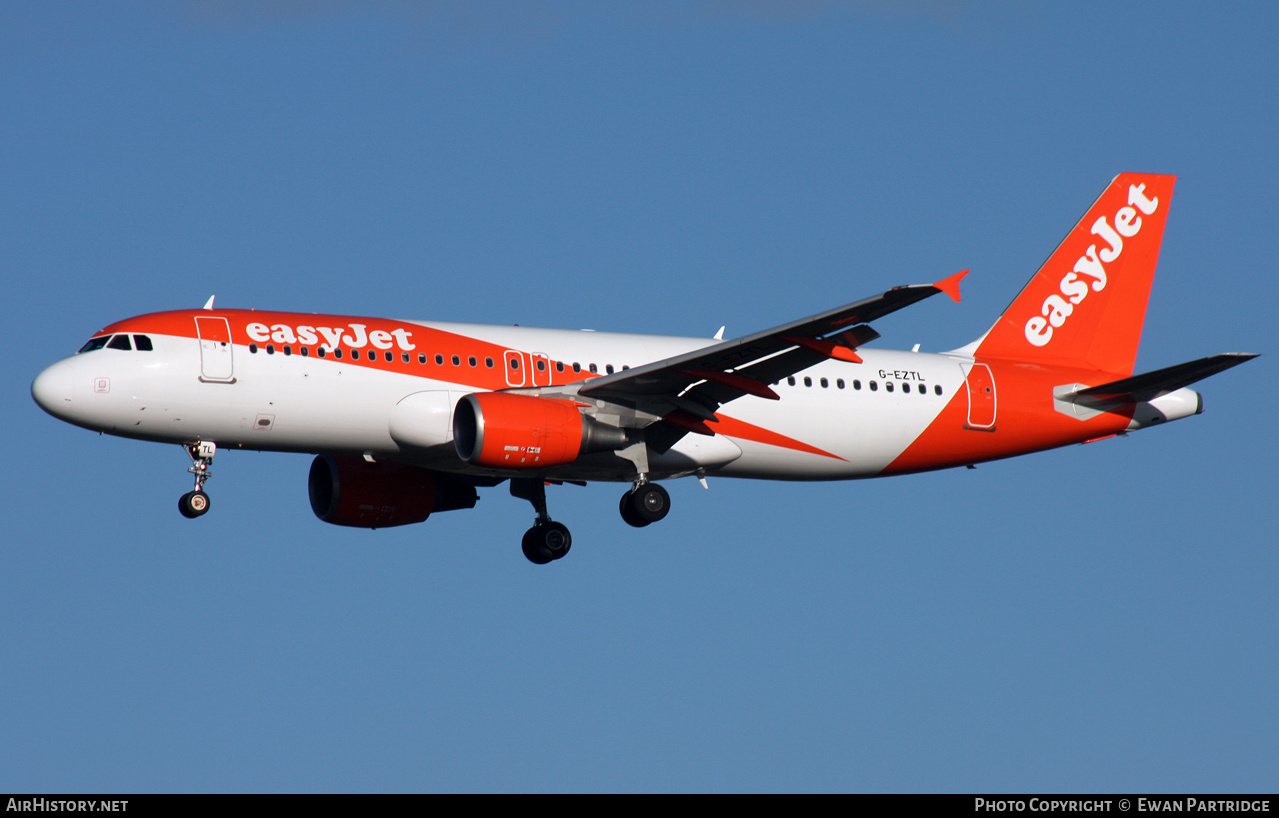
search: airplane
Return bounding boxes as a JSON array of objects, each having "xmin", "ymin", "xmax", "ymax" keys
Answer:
[{"xmin": 31, "ymin": 173, "xmax": 1256, "ymax": 564}]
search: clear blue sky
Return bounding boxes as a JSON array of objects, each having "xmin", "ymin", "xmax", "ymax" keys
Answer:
[{"xmin": 3, "ymin": 1, "xmax": 1275, "ymax": 793}]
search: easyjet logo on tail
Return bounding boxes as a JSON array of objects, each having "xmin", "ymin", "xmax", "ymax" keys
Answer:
[{"xmin": 1024, "ymin": 183, "xmax": 1160, "ymax": 347}]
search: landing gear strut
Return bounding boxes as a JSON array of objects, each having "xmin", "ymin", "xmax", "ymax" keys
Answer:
[
  {"xmin": 619, "ymin": 480, "xmax": 670, "ymax": 528},
  {"xmin": 179, "ymin": 441, "xmax": 215, "ymax": 519},
  {"xmin": 510, "ymin": 478, "xmax": 571, "ymax": 564}
]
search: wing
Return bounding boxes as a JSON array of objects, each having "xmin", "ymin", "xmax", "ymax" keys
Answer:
[{"xmin": 526, "ymin": 270, "xmax": 967, "ymax": 448}]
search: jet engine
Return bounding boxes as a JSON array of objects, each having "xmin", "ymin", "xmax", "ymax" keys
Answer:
[
  {"xmin": 452, "ymin": 392, "xmax": 629, "ymax": 469},
  {"xmin": 308, "ymin": 454, "xmax": 478, "ymax": 528}
]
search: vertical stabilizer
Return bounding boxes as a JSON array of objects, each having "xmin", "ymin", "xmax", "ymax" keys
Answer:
[{"xmin": 974, "ymin": 173, "xmax": 1175, "ymax": 376}]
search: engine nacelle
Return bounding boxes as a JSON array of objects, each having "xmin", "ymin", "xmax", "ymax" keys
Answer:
[
  {"xmin": 308, "ymin": 455, "xmax": 478, "ymax": 528},
  {"xmin": 453, "ymin": 392, "xmax": 629, "ymax": 469}
]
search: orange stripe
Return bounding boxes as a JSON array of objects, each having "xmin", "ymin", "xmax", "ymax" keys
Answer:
[
  {"xmin": 99, "ymin": 309, "xmax": 600, "ymax": 393},
  {"xmin": 710, "ymin": 414, "xmax": 846, "ymax": 461}
]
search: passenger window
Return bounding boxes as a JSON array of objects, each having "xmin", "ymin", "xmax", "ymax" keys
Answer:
[
  {"xmin": 870, "ymin": 381, "xmax": 878, "ymax": 391},
  {"xmin": 402, "ymin": 352, "xmax": 409, "ymax": 363},
  {"xmin": 556, "ymin": 361, "xmax": 564, "ymax": 372},
  {"xmin": 787, "ymin": 376, "xmax": 796, "ymax": 386},
  {"xmin": 108, "ymin": 335, "xmax": 132, "ymax": 351},
  {"xmin": 902, "ymin": 383, "xmax": 910, "ymax": 393},
  {"xmin": 537, "ymin": 359, "xmax": 546, "ymax": 371},
  {"xmin": 573, "ymin": 363, "xmax": 581, "ymax": 373},
  {"xmin": 837, "ymin": 379, "xmax": 845, "ymax": 389},
  {"xmin": 436, "ymin": 354, "xmax": 444, "ymax": 365},
  {"xmin": 283, "ymin": 345, "xmax": 292, "ymax": 356},
  {"xmin": 249, "ymin": 343, "xmax": 258, "ymax": 354},
  {"xmin": 133, "ymin": 335, "xmax": 153, "ymax": 351},
  {"xmin": 853, "ymin": 379, "xmax": 861, "ymax": 390},
  {"xmin": 885, "ymin": 382, "xmax": 893, "ymax": 392},
  {"xmin": 452, "ymin": 355, "xmax": 460, "ymax": 366},
  {"xmin": 418, "ymin": 353, "xmax": 427, "ymax": 364},
  {"xmin": 334, "ymin": 349, "xmax": 343, "ymax": 360},
  {"xmin": 301, "ymin": 347, "xmax": 309, "ymax": 357},
  {"xmin": 803, "ymin": 376, "xmax": 812, "ymax": 387},
  {"xmin": 934, "ymin": 385, "xmax": 943, "ymax": 396},
  {"xmin": 606, "ymin": 364, "xmax": 614, "ymax": 374},
  {"xmin": 469, "ymin": 356, "xmax": 477, "ymax": 367},
  {"xmin": 510, "ymin": 358, "xmax": 520, "ymax": 370},
  {"xmin": 485, "ymin": 357, "xmax": 494, "ymax": 368},
  {"xmin": 266, "ymin": 344, "xmax": 275, "ymax": 355},
  {"xmin": 589, "ymin": 364, "xmax": 597, "ymax": 374},
  {"xmin": 820, "ymin": 377, "xmax": 828, "ymax": 388},
  {"xmin": 318, "ymin": 347, "xmax": 327, "ymax": 358}
]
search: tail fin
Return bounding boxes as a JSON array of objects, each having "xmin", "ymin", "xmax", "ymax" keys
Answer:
[{"xmin": 973, "ymin": 173, "xmax": 1176, "ymax": 376}]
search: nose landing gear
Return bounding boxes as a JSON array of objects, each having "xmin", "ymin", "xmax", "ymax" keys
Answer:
[{"xmin": 178, "ymin": 441, "xmax": 216, "ymax": 519}]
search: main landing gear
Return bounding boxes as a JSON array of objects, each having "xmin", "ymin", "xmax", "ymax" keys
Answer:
[
  {"xmin": 509, "ymin": 475, "xmax": 673, "ymax": 564},
  {"xmin": 178, "ymin": 441, "xmax": 216, "ymax": 519},
  {"xmin": 614, "ymin": 441, "xmax": 671, "ymax": 528},
  {"xmin": 510, "ymin": 478, "xmax": 572, "ymax": 565},
  {"xmin": 619, "ymin": 481, "xmax": 670, "ymax": 528}
]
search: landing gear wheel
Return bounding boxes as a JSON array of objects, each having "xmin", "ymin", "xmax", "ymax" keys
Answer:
[
  {"xmin": 179, "ymin": 490, "xmax": 211, "ymax": 519},
  {"xmin": 621, "ymin": 483, "xmax": 670, "ymax": 527},
  {"xmin": 620, "ymin": 491, "xmax": 650, "ymax": 528},
  {"xmin": 521, "ymin": 528, "xmax": 553, "ymax": 565},
  {"xmin": 522, "ymin": 521, "xmax": 572, "ymax": 564}
]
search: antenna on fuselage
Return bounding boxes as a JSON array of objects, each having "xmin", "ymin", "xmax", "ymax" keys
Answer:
[{"xmin": 202, "ymin": 295, "xmax": 216, "ymax": 310}]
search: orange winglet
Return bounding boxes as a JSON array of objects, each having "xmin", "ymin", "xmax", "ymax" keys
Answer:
[
  {"xmin": 933, "ymin": 269, "xmax": 968, "ymax": 303},
  {"xmin": 778, "ymin": 336, "xmax": 863, "ymax": 364},
  {"xmin": 678, "ymin": 369, "xmax": 780, "ymax": 400}
]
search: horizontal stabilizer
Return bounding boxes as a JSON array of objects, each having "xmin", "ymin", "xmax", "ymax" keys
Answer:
[{"xmin": 1067, "ymin": 353, "xmax": 1258, "ymax": 409}]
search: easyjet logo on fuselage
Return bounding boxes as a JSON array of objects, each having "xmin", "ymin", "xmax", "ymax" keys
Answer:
[
  {"xmin": 244, "ymin": 321, "xmax": 417, "ymax": 352},
  {"xmin": 1024, "ymin": 183, "xmax": 1160, "ymax": 347}
]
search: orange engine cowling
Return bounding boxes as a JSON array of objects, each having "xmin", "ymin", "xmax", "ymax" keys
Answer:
[
  {"xmin": 308, "ymin": 455, "xmax": 478, "ymax": 528},
  {"xmin": 452, "ymin": 392, "xmax": 629, "ymax": 469}
]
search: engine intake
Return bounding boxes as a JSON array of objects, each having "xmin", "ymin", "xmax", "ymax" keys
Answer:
[
  {"xmin": 308, "ymin": 455, "xmax": 478, "ymax": 528},
  {"xmin": 453, "ymin": 392, "xmax": 629, "ymax": 469}
]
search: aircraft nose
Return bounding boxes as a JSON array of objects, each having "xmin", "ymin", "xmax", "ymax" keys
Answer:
[{"xmin": 32, "ymin": 360, "xmax": 76, "ymax": 418}]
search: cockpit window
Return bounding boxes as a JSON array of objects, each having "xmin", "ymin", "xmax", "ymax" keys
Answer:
[
  {"xmin": 133, "ymin": 335, "xmax": 153, "ymax": 351},
  {"xmin": 107, "ymin": 334, "xmax": 133, "ymax": 351},
  {"xmin": 78, "ymin": 336, "xmax": 110, "ymax": 354}
]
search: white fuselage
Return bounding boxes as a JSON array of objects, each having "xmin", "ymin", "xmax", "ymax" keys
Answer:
[{"xmin": 33, "ymin": 319, "xmax": 969, "ymax": 482}]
